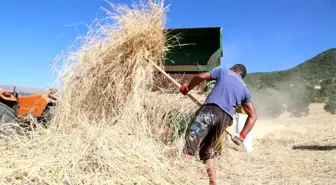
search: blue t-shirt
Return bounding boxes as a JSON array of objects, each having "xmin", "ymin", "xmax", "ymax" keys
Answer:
[{"xmin": 203, "ymin": 67, "xmax": 252, "ymax": 119}]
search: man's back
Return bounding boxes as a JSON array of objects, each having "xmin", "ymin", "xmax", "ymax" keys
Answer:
[{"xmin": 204, "ymin": 67, "xmax": 252, "ymax": 118}]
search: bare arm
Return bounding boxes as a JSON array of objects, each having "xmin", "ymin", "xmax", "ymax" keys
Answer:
[
  {"xmin": 241, "ymin": 102, "xmax": 257, "ymax": 136},
  {"xmin": 187, "ymin": 72, "xmax": 211, "ymax": 90}
]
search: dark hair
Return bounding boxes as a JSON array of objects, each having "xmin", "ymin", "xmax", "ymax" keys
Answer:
[{"xmin": 232, "ymin": 64, "xmax": 247, "ymax": 78}]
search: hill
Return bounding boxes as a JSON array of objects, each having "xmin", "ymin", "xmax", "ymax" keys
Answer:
[
  {"xmin": 244, "ymin": 48, "xmax": 336, "ymax": 118},
  {"xmin": 245, "ymin": 48, "xmax": 336, "ymax": 89},
  {"xmin": 0, "ymin": 84, "xmax": 47, "ymax": 95}
]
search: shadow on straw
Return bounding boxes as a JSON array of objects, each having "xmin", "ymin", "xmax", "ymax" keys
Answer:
[{"xmin": 292, "ymin": 145, "xmax": 336, "ymax": 151}]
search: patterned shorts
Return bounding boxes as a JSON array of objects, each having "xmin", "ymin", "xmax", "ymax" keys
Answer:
[{"xmin": 183, "ymin": 104, "xmax": 232, "ymax": 160}]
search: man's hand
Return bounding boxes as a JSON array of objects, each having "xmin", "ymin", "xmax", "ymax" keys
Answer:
[
  {"xmin": 179, "ymin": 72, "xmax": 211, "ymax": 95},
  {"xmin": 179, "ymin": 85, "xmax": 189, "ymax": 95},
  {"xmin": 231, "ymin": 132, "xmax": 246, "ymax": 146}
]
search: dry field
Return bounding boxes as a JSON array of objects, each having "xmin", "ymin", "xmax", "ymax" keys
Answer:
[
  {"xmin": 0, "ymin": 102, "xmax": 334, "ymax": 185},
  {"xmin": 222, "ymin": 103, "xmax": 336, "ymax": 185}
]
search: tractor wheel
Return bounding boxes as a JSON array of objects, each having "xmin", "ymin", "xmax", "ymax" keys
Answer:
[
  {"xmin": 37, "ymin": 104, "xmax": 55, "ymax": 128},
  {"xmin": 0, "ymin": 102, "xmax": 17, "ymax": 124}
]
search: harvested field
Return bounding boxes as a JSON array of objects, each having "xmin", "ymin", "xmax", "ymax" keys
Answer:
[
  {"xmin": 223, "ymin": 103, "xmax": 336, "ymax": 185},
  {"xmin": 0, "ymin": 1, "xmax": 335, "ymax": 185},
  {"xmin": 1, "ymin": 103, "xmax": 335, "ymax": 185}
]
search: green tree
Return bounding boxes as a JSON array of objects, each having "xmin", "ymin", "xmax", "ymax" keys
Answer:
[{"xmin": 324, "ymin": 95, "xmax": 336, "ymax": 115}]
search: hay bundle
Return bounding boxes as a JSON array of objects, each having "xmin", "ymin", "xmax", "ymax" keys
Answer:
[
  {"xmin": 0, "ymin": 1, "xmax": 214, "ymax": 184},
  {"xmin": 54, "ymin": 0, "xmax": 169, "ymax": 128}
]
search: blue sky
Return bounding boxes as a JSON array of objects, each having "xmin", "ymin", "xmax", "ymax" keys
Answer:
[{"xmin": 0, "ymin": 0, "xmax": 335, "ymax": 89}]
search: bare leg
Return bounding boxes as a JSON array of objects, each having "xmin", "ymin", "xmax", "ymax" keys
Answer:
[{"xmin": 204, "ymin": 158, "xmax": 216, "ymax": 185}]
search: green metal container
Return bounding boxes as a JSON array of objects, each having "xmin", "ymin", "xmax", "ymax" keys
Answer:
[{"xmin": 164, "ymin": 27, "xmax": 223, "ymax": 73}]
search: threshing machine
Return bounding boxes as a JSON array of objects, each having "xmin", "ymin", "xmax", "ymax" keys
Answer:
[{"xmin": 158, "ymin": 27, "xmax": 223, "ymax": 92}]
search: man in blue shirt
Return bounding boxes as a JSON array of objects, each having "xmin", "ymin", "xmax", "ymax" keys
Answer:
[{"xmin": 179, "ymin": 64, "xmax": 257, "ymax": 185}]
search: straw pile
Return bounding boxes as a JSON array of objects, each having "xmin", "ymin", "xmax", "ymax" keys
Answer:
[
  {"xmin": 55, "ymin": 0, "xmax": 168, "ymax": 127},
  {"xmin": 50, "ymin": 0, "xmax": 204, "ymax": 138}
]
